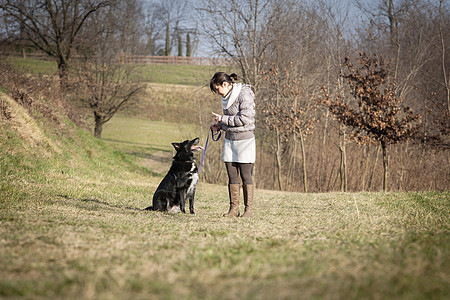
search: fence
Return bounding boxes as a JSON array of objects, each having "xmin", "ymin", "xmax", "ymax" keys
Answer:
[
  {"xmin": 10, "ymin": 51, "xmax": 230, "ymax": 66},
  {"xmin": 116, "ymin": 54, "xmax": 230, "ymax": 66}
]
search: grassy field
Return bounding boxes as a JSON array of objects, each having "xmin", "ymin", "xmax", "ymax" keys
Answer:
[
  {"xmin": 4, "ymin": 56, "xmax": 58, "ymax": 75},
  {"xmin": 1, "ymin": 106, "xmax": 449, "ymax": 299},
  {"xmin": 101, "ymin": 116, "xmax": 200, "ymax": 174},
  {"xmin": 5, "ymin": 56, "xmax": 237, "ymax": 85},
  {"xmin": 131, "ymin": 64, "xmax": 237, "ymax": 85},
  {"xmin": 2, "ymin": 176, "xmax": 448, "ymax": 299},
  {"xmin": 1, "ymin": 60, "xmax": 449, "ymax": 299}
]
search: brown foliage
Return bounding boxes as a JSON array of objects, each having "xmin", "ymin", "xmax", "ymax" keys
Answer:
[
  {"xmin": 319, "ymin": 52, "xmax": 424, "ymax": 191},
  {"xmin": 321, "ymin": 53, "xmax": 422, "ymax": 148}
]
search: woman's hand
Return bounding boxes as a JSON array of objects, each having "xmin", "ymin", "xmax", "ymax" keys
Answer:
[{"xmin": 212, "ymin": 112, "xmax": 222, "ymax": 123}]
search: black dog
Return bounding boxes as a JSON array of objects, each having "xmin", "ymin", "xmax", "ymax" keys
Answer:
[{"xmin": 145, "ymin": 137, "xmax": 202, "ymax": 214}]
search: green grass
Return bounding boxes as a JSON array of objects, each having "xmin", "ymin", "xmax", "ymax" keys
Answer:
[
  {"xmin": 1, "ymin": 171, "xmax": 448, "ymax": 299},
  {"xmin": 1, "ymin": 60, "xmax": 449, "ymax": 299},
  {"xmin": 102, "ymin": 117, "xmax": 193, "ymax": 152},
  {"xmin": 131, "ymin": 64, "xmax": 237, "ymax": 86},
  {"xmin": 101, "ymin": 116, "xmax": 201, "ymax": 174},
  {"xmin": 1, "ymin": 112, "xmax": 449, "ymax": 299},
  {"xmin": 6, "ymin": 56, "xmax": 58, "ymax": 75},
  {"xmin": 5, "ymin": 56, "xmax": 238, "ymax": 85}
]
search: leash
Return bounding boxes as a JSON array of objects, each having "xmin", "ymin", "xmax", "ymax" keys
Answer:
[{"xmin": 198, "ymin": 128, "xmax": 221, "ymax": 175}]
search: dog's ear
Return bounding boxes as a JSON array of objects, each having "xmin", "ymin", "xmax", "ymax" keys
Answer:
[{"xmin": 172, "ymin": 142, "xmax": 181, "ymax": 150}]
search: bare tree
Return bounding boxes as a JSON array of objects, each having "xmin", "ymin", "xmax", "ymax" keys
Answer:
[
  {"xmin": 355, "ymin": 0, "xmax": 439, "ymax": 101},
  {"xmin": 0, "ymin": 0, "xmax": 109, "ymax": 86},
  {"xmin": 261, "ymin": 64, "xmax": 316, "ymax": 192},
  {"xmin": 74, "ymin": 3, "xmax": 143, "ymax": 138},
  {"xmin": 142, "ymin": 4, "xmax": 164, "ymax": 55},
  {"xmin": 355, "ymin": 0, "xmax": 413, "ymax": 78},
  {"xmin": 317, "ymin": 0, "xmax": 353, "ymax": 192},
  {"xmin": 438, "ymin": 0, "xmax": 450, "ymax": 114},
  {"xmin": 114, "ymin": 0, "xmax": 145, "ymax": 55},
  {"xmin": 197, "ymin": 0, "xmax": 297, "ymax": 89},
  {"xmin": 77, "ymin": 61, "xmax": 142, "ymax": 138},
  {"xmin": 257, "ymin": 2, "xmax": 328, "ymax": 191},
  {"xmin": 151, "ymin": 0, "xmax": 188, "ymax": 56},
  {"xmin": 353, "ymin": 0, "xmax": 449, "ymax": 191}
]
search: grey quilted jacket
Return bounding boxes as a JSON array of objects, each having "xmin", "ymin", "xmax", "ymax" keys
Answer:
[{"xmin": 221, "ymin": 84, "xmax": 255, "ymax": 141}]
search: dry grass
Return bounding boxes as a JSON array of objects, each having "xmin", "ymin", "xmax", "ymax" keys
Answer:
[
  {"xmin": 1, "ymin": 163, "xmax": 448, "ymax": 299},
  {"xmin": 0, "ymin": 74, "xmax": 448, "ymax": 299},
  {"xmin": 0, "ymin": 94, "xmax": 57, "ymax": 153}
]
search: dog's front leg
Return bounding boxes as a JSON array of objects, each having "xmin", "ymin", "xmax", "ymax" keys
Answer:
[
  {"xmin": 179, "ymin": 191, "xmax": 187, "ymax": 213},
  {"xmin": 189, "ymin": 189, "xmax": 196, "ymax": 214}
]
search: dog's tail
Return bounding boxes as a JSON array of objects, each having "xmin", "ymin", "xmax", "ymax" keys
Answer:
[{"xmin": 144, "ymin": 206, "xmax": 153, "ymax": 211}]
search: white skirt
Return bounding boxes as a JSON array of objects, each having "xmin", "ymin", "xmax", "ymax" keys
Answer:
[{"xmin": 223, "ymin": 137, "xmax": 256, "ymax": 163}]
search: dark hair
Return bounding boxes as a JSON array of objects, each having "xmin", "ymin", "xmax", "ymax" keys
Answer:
[{"xmin": 209, "ymin": 72, "xmax": 238, "ymax": 93}]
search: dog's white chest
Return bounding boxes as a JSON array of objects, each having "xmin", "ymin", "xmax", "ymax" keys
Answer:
[
  {"xmin": 187, "ymin": 173, "xmax": 198, "ymax": 196},
  {"xmin": 187, "ymin": 162, "xmax": 198, "ymax": 196}
]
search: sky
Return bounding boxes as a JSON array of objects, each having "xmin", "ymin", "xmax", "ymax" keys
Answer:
[{"xmin": 142, "ymin": 0, "xmax": 447, "ymax": 57}]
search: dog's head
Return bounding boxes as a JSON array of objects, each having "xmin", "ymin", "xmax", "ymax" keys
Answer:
[{"xmin": 172, "ymin": 137, "xmax": 202, "ymax": 161}]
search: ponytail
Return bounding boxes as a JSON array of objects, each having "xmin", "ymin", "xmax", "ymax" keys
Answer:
[
  {"xmin": 210, "ymin": 72, "xmax": 239, "ymax": 93},
  {"xmin": 229, "ymin": 73, "xmax": 238, "ymax": 81}
]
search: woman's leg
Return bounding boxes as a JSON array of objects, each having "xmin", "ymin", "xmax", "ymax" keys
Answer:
[
  {"xmin": 225, "ymin": 162, "xmax": 241, "ymax": 184},
  {"xmin": 223, "ymin": 162, "xmax": 240, "ymax": 216},
  {"xmin": 238, "ymin": 163, "xmax": 253, "ymax": 185},
  {"xmin": 238, "ymin": 163, "xmax": 254, "ymax": 217}
]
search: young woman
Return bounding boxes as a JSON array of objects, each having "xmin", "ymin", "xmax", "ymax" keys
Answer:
[{"xmin": 209, "ymin": 72, "xmax": 255, "ymax": 218}]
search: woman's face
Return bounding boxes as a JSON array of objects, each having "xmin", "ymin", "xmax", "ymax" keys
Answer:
[{"xmin": 214, "ymin": 82, "xmax": 232, "ymax": 97}]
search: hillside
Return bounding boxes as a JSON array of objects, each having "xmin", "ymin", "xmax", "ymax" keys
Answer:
[{"xmin": 0, "ymin": 62, "xmax": 449, "ymax": 299}]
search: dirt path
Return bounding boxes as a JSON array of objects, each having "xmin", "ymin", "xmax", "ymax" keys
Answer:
[{"xmin": 137, "ymin": 150, "xmax": 172, "ymax": 174}]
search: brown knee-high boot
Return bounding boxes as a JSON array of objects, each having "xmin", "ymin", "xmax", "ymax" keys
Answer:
[
  {"xmin": 223, "ymin": 184, "xmax": 240, "ymax": 217},
  {"xmin": 241, "ymin": 184, "xmax": 254, "ymax": 218}
]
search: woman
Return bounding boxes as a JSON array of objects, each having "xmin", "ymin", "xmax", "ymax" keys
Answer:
[{"xmin": 209, "ymin": 72, "xmax": 256, "ymax": 218}]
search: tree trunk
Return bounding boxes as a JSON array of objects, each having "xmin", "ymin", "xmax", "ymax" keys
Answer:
[
  {"xmin": 339, "ymin": 146, "xmax": 347, "ymax": 192},
  {"xmin": 57, "ymin": 59, "xmax": 69, "ymax": 91},
  {"xmin": 361, "ymin": 145, "xmax": 370, "ymax": 191},
  {"xmin": 94, "ymin": 114, "xmax": 104, "ymax": 139},
  {"xmin": 399, "ymin": 142, "xmax": 408, "ymax": 190},
  {"xmin": 439, "ymin": 0, "xmax": 450, "ymax": 113},
  {"xmin": 299, "ymin": 131, "xmax": 307, "ymax": 193},
  {"xmin": 387, "ymin": 0, "xmax": 400, "ymax": 81},
  {"xmin": 368, "ymin": 146, "xmax": 380, "ymax": 191},
  {"xmin": 382, "ymin": 143, "xmax": 389, "ymax": 192},
  {"xmin": 251, "ymin": 0, "xmax": 259, "ymax": 89},
  {"xmin": 275, "ymin": 128, "xmax": 283, "ymax": 190},
  {"xmin": 338, "ymin": 124, "xmax": 347, "ymax": 192},
  {"xmin": 165, "ymin": 24, "xmax": 170, "ymax": 56},
  {"xmin": 286, "ymin": 133, "xmax": 297, "ymax": 191},
  {"xmin": 327, "ymin": 162, "xmax": 335, "ymax": 191},
  {"xmin": 319, "ymin": 109, "xmax": 330, "ymax": 192}
]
